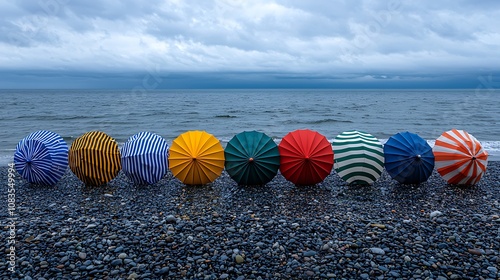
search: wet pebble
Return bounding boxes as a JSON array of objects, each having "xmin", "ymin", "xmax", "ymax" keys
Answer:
[{"xmin": 1, "ymin": 163, "xmax": 499, "ymax": 279}]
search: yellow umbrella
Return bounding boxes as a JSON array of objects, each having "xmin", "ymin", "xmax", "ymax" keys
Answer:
[
  {"xmin": 169, "ymin": 130, "xmax": 225, "ymax": 185},
  {"xmin": 69, "ymin": 131, "xmax": 121, "ymax": 186}
]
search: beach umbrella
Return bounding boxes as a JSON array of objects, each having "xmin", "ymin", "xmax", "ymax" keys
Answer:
[
  {"xmin": 14, "ymin": 130, "xmax": 68, "ymax": 186},
  {"xmin": 169, "ymin": 130, "xmax": 225, "ymax": 185},
  {"xmin": 433, "ymin": 129, "xmax": 488, "ymax": 185},
  {"xmin": 69, "ymin": 131, "xmax": 121, "ymax": 186},
  {"xmin": 225, "ymin": 131, "xmax": 280, "ymax": 185},
  {"xmin": 332, "ymin": 130, "xmax": 384, "ymax": 185},
  {"xmin": 278, "ymin": 129, "xmax": 333, "ymax": 185},
  {"xmin": 121, "ymin": 132, "xmax": 169, "ymax": 185},
  {"xmin": 384, "ymin": 131, "xmax": 434, "ymax": 184}
]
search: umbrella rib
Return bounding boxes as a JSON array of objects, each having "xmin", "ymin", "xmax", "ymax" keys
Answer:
[{"xmin": 254, "ymin": 142, "xmax": 277, "ymax": 158}]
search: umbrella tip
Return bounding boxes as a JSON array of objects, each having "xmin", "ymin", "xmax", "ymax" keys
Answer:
[
  {"xmin": 249, "ymin": 157, "xmax": 254, "ymax": 162},
  {"xmin": 472, "ymin": 156, "xmax": 476, "ymax": 160},
  {"xmin": 416, "ymin": 154, "xmax": 421, "ymax": 159}
]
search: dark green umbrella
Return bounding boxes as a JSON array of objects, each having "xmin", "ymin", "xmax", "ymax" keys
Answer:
[{"xmin": 225, "ymin": 131, "xmax": 280, "ymax": 185}]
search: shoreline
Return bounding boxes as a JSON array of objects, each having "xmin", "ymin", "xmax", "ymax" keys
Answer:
[
  {"xmin": 2, "ymin": 139, "xmax": 500, "ymax": 166},
  {"xmin": 2, "ymin": 155, "xmax": 500, "ymax": 168},
  {"xmin": 1, "ymin": 163, "xmax": 499, "ymax": 279}
]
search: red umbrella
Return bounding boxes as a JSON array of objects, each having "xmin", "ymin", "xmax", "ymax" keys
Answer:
[{"xmin": 278, "ymin": 129, "xmax": 334, "ymax": 185}]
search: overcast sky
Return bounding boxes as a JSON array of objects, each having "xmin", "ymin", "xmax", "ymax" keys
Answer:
[{"xmin": 1, "ymin": 0, "xmax": 499, "ymax": 88}]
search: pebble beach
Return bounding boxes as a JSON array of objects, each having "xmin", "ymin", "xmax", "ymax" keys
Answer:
[{"xmin": 1, "ymin": 163, "xmax": 499, "ymax": 280}]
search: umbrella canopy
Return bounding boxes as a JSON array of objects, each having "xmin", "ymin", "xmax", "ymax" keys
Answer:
[
  {"xmin": 225, "ymin": 131, "xmax": 280, "ymax": 185},
  {"xmin": 278, "ymin": 129, "xmax": 333, "ymax": 185},
  {"xmin": 121, "ymin": 132, "xmax": 169, "ymax": 185},
  {"xmin": 169, "ymin": 130, "xmax": 225, "ymax": 185},
  {"xmin": 14, "ymin": 130, "xmax": 68, "ymax": 186},
  {"xmin": 332, "ymin": 130, "xmax": 384, "ymax": 185},
  {"xmin": 384, "ymin": 131, "xmax": 434, "ymax": 184},
  {"xmin": 433, "ymin": 129, "xmax": 488, "ymax": 185},
  {"xmin": 69, "ymin": 131, "xmax": 121, "ymax": 186}
]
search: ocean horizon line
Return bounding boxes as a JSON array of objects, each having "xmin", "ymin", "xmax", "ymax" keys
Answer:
[{"xmin": 0, "ymin": 88, "xmax": 489, "ymax": 91}]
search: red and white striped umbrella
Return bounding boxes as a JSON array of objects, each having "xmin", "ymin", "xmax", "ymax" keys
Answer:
[{"xmin": 433, "ymin": 129, "xmax": 488, "ymax": 185}]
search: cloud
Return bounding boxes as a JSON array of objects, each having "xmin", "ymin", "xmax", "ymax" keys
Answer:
[{"xmin": 0, "ymin": 0, "xmax": 499, "ymax": 87}]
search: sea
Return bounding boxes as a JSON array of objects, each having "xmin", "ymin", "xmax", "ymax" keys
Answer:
[{"xmin": 1, "ymin": 89, "xmax": 499, "ymax": 165}]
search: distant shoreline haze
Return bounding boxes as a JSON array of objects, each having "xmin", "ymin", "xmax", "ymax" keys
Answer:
[{"xmin": 1, "ymin": 71, "xmax": 499, "ymax": 89}]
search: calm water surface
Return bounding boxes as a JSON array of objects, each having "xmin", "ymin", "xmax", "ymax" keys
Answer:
[{"xmin": 1, "ymin": 89, "xmax": 498, "ymax": 164}]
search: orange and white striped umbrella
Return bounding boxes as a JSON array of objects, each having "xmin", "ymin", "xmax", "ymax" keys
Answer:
[{"xmin": 433, "ymin": 129, "xmax": 488, "ymax": 185}]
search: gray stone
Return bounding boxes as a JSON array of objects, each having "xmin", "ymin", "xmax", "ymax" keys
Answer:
[
  {"xmin": 255, "ymin": 242, "xmax": 265, "ymax": 247},
  {"xmin": 114, "ymin": 246, "xmax": 124, "ymax": 253},
  {"xmin": 487, "ymin": 266, "xmax": 498, "ymax": 274},
  {"xmin": 166, "ymin": 215, "xmax": 176, "ymax": 223},
  {"xmin": 118, "ymin": 253, "xmax": 127, "ymax": 259},
  {"xmin": 389, "ymin": 271, "xmax": 400, "ymax": 277},
  {"xmin": 128, "ymin": 273, "xmax": 139, "ymax": 279},
  {"xmin": 303, "ymin": 250, "xmax": 317, "ymax": 257},
  {"xmin": 430, "ymin": 211, "xmax": 443, "ymax": 218},
  {"xmin": 111, "ymin": 259, "xmax": 123, "ymax": 266},
  {"xmin": 370, "ymin": 248, "xmax": 385, "ymax": 255},
  {"xmin": 194, "ymin": 226, "xmax": 205, "ymax": 232}
]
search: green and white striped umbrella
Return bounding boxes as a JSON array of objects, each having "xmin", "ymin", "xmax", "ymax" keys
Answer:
[{"xmin": 332, "ymin": 130, "xmax": 384, "ymax": 185}]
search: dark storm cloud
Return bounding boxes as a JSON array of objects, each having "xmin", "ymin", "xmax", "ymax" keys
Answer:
[{"xmin": 0, "ymin": 0, "xmax": 499, "ymax": 88}]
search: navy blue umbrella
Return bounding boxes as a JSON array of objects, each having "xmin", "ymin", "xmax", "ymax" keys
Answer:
[
  {"xmin": 14, "ymin": 130, "xmax": 68, "ymax": 186},
  {"xmin": 121, "ymin": 132, "xmax": 169, "ymax": 185},
  {"xmin": 383, "ymin": 131, "xmax": 434, "ymax": 184}
]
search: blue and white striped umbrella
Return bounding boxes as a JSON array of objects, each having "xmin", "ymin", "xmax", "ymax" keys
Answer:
[
  {"xmin": 14, "ymin": 130, "xmax": 68, "ymax": 186},
  {"xmin": 121, "ymin": 132, "xmax": 169, "ymax": 185}
]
